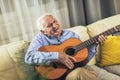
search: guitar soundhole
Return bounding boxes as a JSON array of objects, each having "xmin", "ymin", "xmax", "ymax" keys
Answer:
[
  {"xmin": 53, "ymin": 63, "xmax": 57, "ymax": 68},
  {"xmin": 65, "ymin": 48, "xmax": 75, "ymax": 56}
]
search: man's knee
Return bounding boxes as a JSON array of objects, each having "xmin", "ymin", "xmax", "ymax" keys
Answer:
[
  {"xmin": 66, "ymin": 67, "xmax": 99, "ymax": 80},
  {"xmin": 66, "ymin": 68, "xmax": 82, "ymax": 80}
]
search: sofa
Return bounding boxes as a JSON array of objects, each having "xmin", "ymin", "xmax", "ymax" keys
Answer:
[{"xmin": 0, "ymin": 14, "xmax": 120, "ymax": 80}]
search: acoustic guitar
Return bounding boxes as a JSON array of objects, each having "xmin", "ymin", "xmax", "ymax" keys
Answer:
[{"xmin": 35, "ymin": 25, "xmax": 120, "ymax": 80}]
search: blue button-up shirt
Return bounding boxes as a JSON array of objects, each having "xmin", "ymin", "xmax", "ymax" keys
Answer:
[{"xmin": 25, "ymin": 30, "xmax": 96, "ymax": 65}]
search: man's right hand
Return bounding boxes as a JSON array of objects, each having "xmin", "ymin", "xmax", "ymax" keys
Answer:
[{"xmin": 58, "ymin": 52, "xmax": 76, "ymax": 69}]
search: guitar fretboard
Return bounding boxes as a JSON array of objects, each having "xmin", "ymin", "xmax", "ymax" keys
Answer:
[{"xmin": 74, "ymin": 27, "xmax": 117, "ymax": 52}]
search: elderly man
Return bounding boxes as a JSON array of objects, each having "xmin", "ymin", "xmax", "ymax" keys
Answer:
[{"xmin": 25, "ymin": 13, "xmax": 106, "ymax": 80}]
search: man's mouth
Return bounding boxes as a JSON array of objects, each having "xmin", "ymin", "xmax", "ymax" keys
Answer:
[{"xmin": 53, "ymin": 28, "xmax": 58, "ymax": 32}]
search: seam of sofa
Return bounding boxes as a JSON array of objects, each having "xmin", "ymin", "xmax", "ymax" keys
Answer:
[{"xmin": 6, "ymin": 46, "xmax": 20, "ymax": 79}]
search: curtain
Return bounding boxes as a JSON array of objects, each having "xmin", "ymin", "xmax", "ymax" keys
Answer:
[
  {"xmin": 114, "ymin": 0, "xmax": 120, "ymax": 14},
  {"xmin": 67, "ymin": 0, "xmax": 119, "ymax": 26},
  {"xmin": 0, "ymin": 0, "xmax": 70, "ymax": 45},
  {"xmin": 0, "ymin": 0, "xmax": 120, "ymax": 45},
  {"xmin": 67, "ymin": 0, "xmax": 86, "ymax": 27}
]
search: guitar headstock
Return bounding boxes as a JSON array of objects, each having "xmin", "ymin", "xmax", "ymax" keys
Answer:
[{"xmin": 115, "ymin": 25, "xmax": 120, "ymax": 32}]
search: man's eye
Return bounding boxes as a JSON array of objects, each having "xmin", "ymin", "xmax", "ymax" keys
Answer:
[
  {"xmin": 53, "ymin": 20, "xmax": 56, "ymax": 23},
  {"xmin": 49, "ymin": 23, "xmax": 53, "ymax": 27},
  {"xmin": 49, "ymin": 23, "xmax": 53, "ymax": 26},
  {"xmin": 47, "ymin": 23, "xmax": 52, "ymax": 28}
]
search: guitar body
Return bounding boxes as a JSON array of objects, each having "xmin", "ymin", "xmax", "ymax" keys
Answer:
[{"xmin": 35, "ymin": 38, "xmax": 88, "ymax": 79}]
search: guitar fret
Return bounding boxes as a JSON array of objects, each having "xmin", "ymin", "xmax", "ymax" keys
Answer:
[
  {"xmin": 88, "ymin": 39, "xmax": 93, "ymax": 44},
  {"xmin": 110, "ymin": 28, "xmax": 116, "ymax": 34},
  {"xmin": 102, "ymin": 28, "xmax": 115, "ymax": 36},
  {"xmin": 85, "ymin": 40, "xmax": 91, "ymax": 47},
  {"xmin": 106, "ymin": 30, "xmax": 110, "ymax": 35},
  {"xmin": 91, "ymin": 38, "xmax": 96, "ymax": 43},
  {"xmin": 84, "ymin": 41, "xmax": 89, "ymax": 46},
  {"xmin": 109, "ymin": 29, "xmax": 113, "ymax": 35},
  {"xmin": 102, "ymin": 32, "xmax": 107, "ymax": 36},
  {"xmin": 92, "ymin": 37, "xmax": 98, "ymax": 43},
  {"xmin": 86, "ymin": 40, "xmax": 91, "ymax": 46},
  {"xmin": 81, "ymin": 42, "xmax": 86, "ymax": 49}
]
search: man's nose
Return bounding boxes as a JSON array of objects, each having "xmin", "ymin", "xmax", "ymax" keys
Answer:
[{"xmin": 52, "ymin": 23, "xmax": 56, "ymax": 28}]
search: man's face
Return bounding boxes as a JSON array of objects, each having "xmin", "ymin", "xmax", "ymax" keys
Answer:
[{"xmin": 41, "ymin": 15, "xmax": 62, "ymax": 37}]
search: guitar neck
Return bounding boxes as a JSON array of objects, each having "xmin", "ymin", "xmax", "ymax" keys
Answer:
[{"xmin": 74, "ymin": 27, "xmax": 118, "ymax": 51}]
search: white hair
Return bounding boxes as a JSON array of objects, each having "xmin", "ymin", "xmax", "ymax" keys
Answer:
[{"xmin": 36, "ymin": 13, "xmax": 53, "ymax": 30}]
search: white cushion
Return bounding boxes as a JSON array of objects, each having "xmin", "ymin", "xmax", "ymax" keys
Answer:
[
  {"xmin": 67, "ymin": 26, "xmax": 90, "ymax": 41},
  {"xmin": 0, "ymin": 40, "xmax": 30, "ymax": 80},
  {"xmin": 87, "ymin": 14, "xmax": 120, "ymax": 37}
]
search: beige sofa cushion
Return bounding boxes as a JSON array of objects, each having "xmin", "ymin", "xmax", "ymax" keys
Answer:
[
  {"xmin": 0, "ymin": 68, "xmax": 19, "ymax": 80},
  {"xmin": 0, "ymin": 45, "xmax": 14, "ymax": 71},
  {"xmin": 67, "ymin": 26, "xmax": 90, "ymax": 41},
  {"xmin": 0, "ymin": 45, "xmax": 18, "ymax": 80},
  {"xmin": 87, "ymin": 14, "xmax": 120, "ymax": 37},
  {"xmin": 0, "ymin": 40, "xmax": 31, "ymax": 80}
]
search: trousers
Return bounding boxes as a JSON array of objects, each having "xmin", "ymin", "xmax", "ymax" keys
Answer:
[{"xmin": 65, "ymin": 66, "xmax": 100, "ymax": 80}]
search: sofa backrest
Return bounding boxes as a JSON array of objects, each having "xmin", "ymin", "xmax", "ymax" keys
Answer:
[
  {"xmin": 0, "ymin": 40, "xmax": 30, "ymax": 80},
  {"xmin": 87, "ymin": 14, "xmax": 120, "ymax": 37},
  {"xmin": 67, "ymin": 25, "xmax": 90, "ymax": 41}
]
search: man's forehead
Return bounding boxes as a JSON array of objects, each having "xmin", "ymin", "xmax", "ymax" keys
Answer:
[
  {"xmin": 43, "ymin": 15, "xmax": 54, "ymax": 21},
  {"xmin": 42, "ymin": 15, "xmax": 56, "ymax": 24}
]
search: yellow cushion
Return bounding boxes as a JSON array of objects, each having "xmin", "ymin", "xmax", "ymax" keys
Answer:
[{"xmin": 100, "ymin": 35, "xmax": 120, "ymax": 66}]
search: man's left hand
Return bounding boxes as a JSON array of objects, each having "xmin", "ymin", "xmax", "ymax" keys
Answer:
[{"xmin": 97, "ymin": 35, "xmax": 107, "ymax": 44}]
